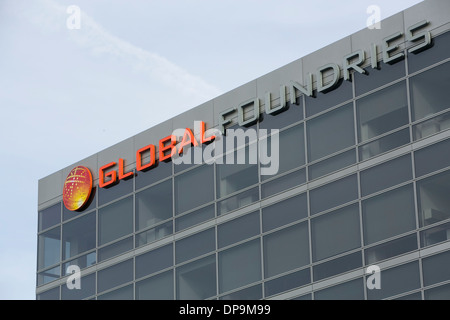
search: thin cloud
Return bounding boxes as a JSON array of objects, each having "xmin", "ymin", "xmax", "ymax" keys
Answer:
[{"xmin": 28, "ymin": 0, "xmax": 222, "ymax": 103}]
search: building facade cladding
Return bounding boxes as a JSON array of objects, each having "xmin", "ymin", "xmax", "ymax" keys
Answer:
[{"xmin": 37, "ymin": 1, "xmax": 450, "ymax": 300}]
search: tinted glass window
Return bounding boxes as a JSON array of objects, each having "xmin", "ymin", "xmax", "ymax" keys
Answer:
[
  {"xmin": 98, "ymin": 237, "xmax": 133, "ymax": 262},
  {"xmin": 175, "ymin": 165, "xmax": 214, "ymax": 214},
  {"xmin": 98, "ymin": 196, "xmax": 133, "ymax": 246},
  {"xmin": 422, "ymin": 250, "xmax": 450, "ymax": 287},
  {"xmin": 97, "ymin": 259, "xmax": 133, "ymax": 293},
  {"xmin": 61, "ymin": 272, "xmax": 95, "ymax": 300},
  {"xmin": 310, "ymin": 175, "xmax": 358, "ymax": 215},
  {"xmin": 135, "ymin": 160, "xmax": 172, "ymax": 190},
  {"xmin": 364, "ymin": 234, "xmax": 417, "ymax": 265},
  {"xmin": 62, "ymin": 211, "xmax": 96, "ymax": 260},
  {"xmin": 136, "ymin": 180, "xmax": 172, "ymax": 231},
  {"xmin": 355, "ymin": 61, "xmax": 405, "ymax": 96},
  {"xmin": 408, "ymin": 31, "xmax": 450, "ymax": 74},
  {"xmin": 38, "ymin": 226, "xmax": 60, "ymax": 270},
  {"xmin": 136, "ymin": 270, "xmax": 174, "ymax": 300},
  {"xmin": 219, "ymin": 239, "xmax": 261, "ymax": 293},
  {"xmin": 175, "ymin": 204, "xmax": 215, "ymax": 232},
  {"xmin": 39, "ymin": 203, "xmax": 61, "ymax": 231},
  {"xmin": 98, "ymin": 178, "xmax": 133, "ymax": 206},
  {"xmin": 313, "ymin": 252, "xmax": 362, "ymax": 281},
  {"xmin": 261, "ymin": 169, "xmax": 306, "ymax": 198},
  {"xmin": 312, "ymin": 204, "xmax": 361, "ymax": 261},
  {"xmin": 260, "ymin": 124, "xmax": 305, "ymax": 180},
  {"xmin": 367, "ymin": 261, "xmax": 420, "ymax": 300},
  {"xmin": 176, "ymin": 255, "xmax": 216, "ymax": 299},
  {"xmin": 263, "ymin": 222, "xmax": 309, "ymax": 278},
  {"xmin": 309, "ymin": 149, "xmax": 356, "ymax": 181},
  {"xmin": 360, "ymin": 154, "xmax": 413, "ymax": 197},
  {"xmin": 135, "ymin": 244, "xmax": 173, "ymax": 279},
  {"xmin": 362, "ymin": 185, "xmax": 416, "ymax": 245},
  {"xmin": 314, "ymin": 278, "xmax": 365, "ymax": 300},
  {"xmin": 357, "ymin": 81, "xmax": 408, "ymax": 142},
  {"xmin": 262, "ymin": 193, "xmax": 307, "ymax": 232},
  {"xmin": 307, "ymin": 103, "xmax": 355, "ymax": 162},
  {"xmin": 264, "ymin": 269, "xmax": 310, "ymax": 297},
  {"xmin": 218, "ymin": 211, "xmax": 260, "ymax": 249},
  {"xmin": 410, "ymin": 61, "xmax": 450, "ymax": 121},
  {"xmin": 415, "ymin": 138, "xmax": 450, "ymax": 177},
  {"xmin": 417, "ymin": 170, "xmax": 450, "ymax": 227},
  {"xmin": 175, "ymin": 228, "xmax": 215, "ymax": 264},
  {"xmin": 359, "ymin": 128, "xmax": 410, "ymax": 161}
]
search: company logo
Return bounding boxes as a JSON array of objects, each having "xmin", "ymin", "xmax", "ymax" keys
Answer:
[{"xmin": 63, "ymin": 166, "xmax": 93, "ymax": 211}]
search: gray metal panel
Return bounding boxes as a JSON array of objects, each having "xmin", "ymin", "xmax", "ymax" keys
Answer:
[
  {"xmin": 97, "ymin": 136, "xmax": 135, "ymax": 169},
  {"xmin": 133, "ymin": 118, "xmax": 173, "ymax": 158},
  {"xmin": 38, "ymin": 170, "xmax": 63, "ymax": 206},
  {"xmin": 351, "ymin": 12, "xmax": 405, "ymax": 65},
  {"xmin": 256, "ymin": 58, "xmax": 304, "ymax": 105},
  {"xmin": 212, "ymin": 80, "xmax": 257, "ymax": 127},
  {"xmin": 301, "ymin": 36, "xmax": 352, "ymax": 85},
  {"xmin": 403, "ymin": 0, "xmax": 450, "ymax": 36},
  {"xmin": 172, "ymin": 100, "xmax": 214, "ymax": 136}
]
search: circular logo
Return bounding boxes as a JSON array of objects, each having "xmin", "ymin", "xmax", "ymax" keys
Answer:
[{"xmin": 63, "ymin": 166, "xmax": 93, "ymax": 211}]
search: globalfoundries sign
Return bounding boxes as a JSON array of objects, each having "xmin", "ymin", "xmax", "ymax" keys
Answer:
[{"xmin": 62, "ymin": 20, "xmax": 434, "ymax": 212}]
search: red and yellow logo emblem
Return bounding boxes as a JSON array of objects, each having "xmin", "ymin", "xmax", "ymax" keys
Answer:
[{"xmin": 63, "ymin": 166, "xmax": 93, "ymax": 211}]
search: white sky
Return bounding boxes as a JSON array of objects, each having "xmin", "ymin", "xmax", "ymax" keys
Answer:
[{"xmin": 0, "ymin": 0, "xmax": 423, "ymax": 300}]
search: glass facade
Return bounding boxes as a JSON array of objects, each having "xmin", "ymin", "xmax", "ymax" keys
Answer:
[{"xmin": 37, "ymin": 29, "xmax": 450, "ymax": 300}]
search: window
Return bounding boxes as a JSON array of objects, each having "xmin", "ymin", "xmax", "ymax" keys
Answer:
[
  {"xmin": 309, "ymin": 175, "xmax": 358, "ymax": 216},
  {"xmin": 136, "ymin": 180, "xmax": 172, "ymax": 231},
  {"xmin": 98, "ymin": 196, "xmax": 133, "ymax": 246},
  {"xmin": 62, "ymin": 211, "xmax": 96, "ymax": 261},
  {"xmin": 218, "ymin": 211, "xmax": 259, "ymax": 249},
  {"xmin": 176, "ymin": 255, "xmax": 216, "ymax": 300},
  {"xmin": 261, "ymin": 169, "xmax": 306, "ymax": 198},
  {"xmin": 364, "ymin": 234, "xmax": 417, "ymax": 265},
  {"xmin": 262, "ymin": 193, "xmax": 307, "ymax": 232},
  {"xmin": 135, "ymin": 221, "xmax": 172, "ymax": 247},
  {"xmin": 311, "ymin": 204, "xmax": 360, "ymax": 262},
  {"xmin": 175, "ymin": 204, "xmax": 215, "ymax": 232},
  {"xmin": 98, "ymin": 178, "xmax": 133, "ymax": 206},
  {"xmin": 425, "ymin": 283, "xmax": 450, "ymax": 300},
  {"xmin": 359, "ymin": 128, "xmax": 410, "ymax": 160},
  {"xmin": 422, "ymin": 250, "xmax": 450, "ymax": 287},
  {"xmin": 307, "ymin": 103, "xmax": 355, "ymax": 162},
  {"xmin": 216, "ymin": 146, "xmax": 258, "ymax": 199},
  {"xmin": 61, "ymin": 272, "xmax": 95, "ymax": 300},
  {"xmin": 354, "ymin": 61, "xmax": 405, "ymax": 97},
  {"xmin": 421, "ymin": 222, "xmax": 450, "ymax": 248},
  {"xmin": 175, "ymin": 165, "xmax": 214, "ymax": 214},
  {"xmin": 263, "ymin": 222, "xmax": 309, "ymax": 278},
  {"xmin": 408, "ymin": 31, "xmax": 450, "ymax": 74},
  {"xmin": 362, "ymin": 185, "xmax": 416, "ymax": 245},
  {"xmin": 417, "ymin": 171, "xmax": 450, "ymax": 227},
  {"xmin": 135, "ymin": 244, "xmax": 173, "ymax": 279},
  {"xmin": 219, "ymin": 239, "xmax": 261, "ymax": 293},
  {"xmin": 175, "ymin": 228, "xmax": 215, "ymax": 264},
  {"xmin": 367, "ymin": 262, "xmax": 420, "ymax": 300},
  {"xmin": 98, "ymin": 285, "xmax": 133, "ymax": 300},
  {"xmin": 314, "ymin": 278, "xmax": 365, "ymax": 300},
  {"xmin": 98, "ymin": 237, "xmax": 133, "ymax": 262},
  {"xmin": 356, "ymin": 81, "xmax": 408, "ymax": 142},
  {"xmin": 414, "ymin": 138, "xmax": 450, "ymax": 177},
  {"xmin": 313, "ymin": 252, "xmax": 362, "ymax": 281},
  {"xmin": 217, "ymin": 187, "xmax": 259, "ymax": 216},
  {"xmin": 38, "ymin": 226, "xmax": 60, "ymax": 270},
  {"xmin": 360, "ymin": 155, "xmax": 412, "ymax": 197},
  {"xmin": 264, "ymin": 269, "xmax": 310, "ymax": 297},
  {"xmin": 308, "ymin": 149, "xmax": 356, "ymax": 180},
  {"xmin": 39, "ymin": 203, "xmax": 60, "ymax": 231},
  {"xmin": 136, "ymin": 270, "xmax": 174, "ymax": 300},
  {"xmin": 97, "ymin": 259, "xmax": 133, "ymax": 294},
  {"xmin": 260, "ymin": 124, "xmax": 305, "ymax": 180},
  {"xmin": 410, "ymin": 61, "xmax": 450, "ymax": 122},
  {"xmin": 219, "ymin": 284, "xmax": 262, "ymax": 300}
]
